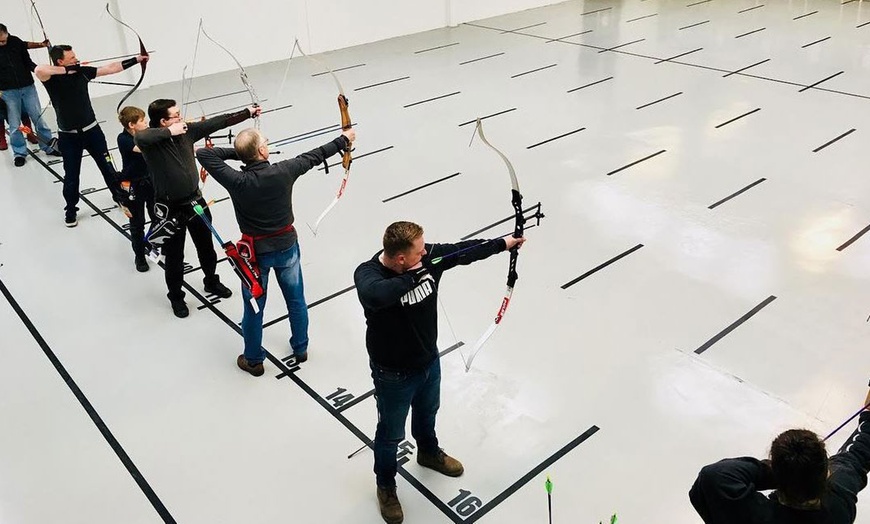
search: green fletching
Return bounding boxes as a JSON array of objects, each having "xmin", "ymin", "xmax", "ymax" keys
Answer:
[
  {"xmin": 610, "ymin": 513, "xmax": 618, "ymax": 524},
  {"xmin": 545, "ymin": 476, "xmax": 552, "ymax": 494},
  {"xmin": 193, "ymin": 204, "xmax": 204, "ymax": 215},
  {"xmin": 431, "ymin": 256, "xmax": 443, "ymax": 265}
]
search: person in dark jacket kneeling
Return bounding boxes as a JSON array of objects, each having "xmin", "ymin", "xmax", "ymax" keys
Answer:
[{"xmin": 690, "ymin": 383, "xmax": 870, "ymax": 524}]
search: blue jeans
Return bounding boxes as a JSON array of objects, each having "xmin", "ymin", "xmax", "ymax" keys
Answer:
[
  {"xmin": 241, "ymin": 242, "xmax": 309, "ymax": 364},
  {"xmin": 1, "ymin": 85, "xmax": 54, "ymax": 157},
  {"xmin": 372, "ymin": 357, "xmax": 441, "ymax": 488}
]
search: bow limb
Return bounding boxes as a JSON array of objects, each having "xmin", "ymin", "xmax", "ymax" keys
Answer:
[
  {"xmin": 183, "ymin": 19, "xmax": 208, "ymax": 121},
  {"xmin": 200, "ymin": 25, "xmax": 261, "ymax": 127},
  {"xmin": 475, "ymin": 119, "xmax": 520, "ymax": 195},
  {"xmin": 462, "ymin": 119, "xmax": 528, "ymax": 372},
  {"xmin": 308, "ymin": 167, "xmax": 350, "ymax": 235},
  {"xmin": 292, "ymin": 39, "xmax": 347, "ymax": 98},
  {"xmin": 105, "ymin": 3, "xmax": 147, "ymax": 114},
  {"xmin": 29, "ymin": 0, "xmax": 51, "ymax": 57}
]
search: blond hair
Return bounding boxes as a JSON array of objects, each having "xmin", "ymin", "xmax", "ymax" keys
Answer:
[{"xmin": 383, "ymin": 221, "xmax": 424, "ymax": 257}]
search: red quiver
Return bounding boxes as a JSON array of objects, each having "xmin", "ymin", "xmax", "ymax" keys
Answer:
[{"xmin": 222, "ymin": 241, "xmax": 264, "ymax": 300}]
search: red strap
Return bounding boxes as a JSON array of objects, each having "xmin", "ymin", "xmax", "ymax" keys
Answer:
[{"xmin": 248, "ymin": 223, "xmax": 295, "ymax": 241}]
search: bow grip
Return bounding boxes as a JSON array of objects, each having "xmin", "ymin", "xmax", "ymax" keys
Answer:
[{"xmin": 338, "ymin": 94, "xmax": 351, "ymax": 130}]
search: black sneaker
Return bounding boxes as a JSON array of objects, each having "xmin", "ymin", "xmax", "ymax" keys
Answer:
[
  {"xmin": 64, "ymin": 214, "xmax": 77, "ymax": 228},
  {"xmin": 14, "ymin": 156, "xmax": 26, "ymax": 167},
  {"xmin": 46, "ymin": 149, "xmax": 62, "ymax": 157},
  {"xmin": 204, "ymin": 280, "xmax": 232, "ymax": 298},
  {"xmin": 292, "ymin": 352, "xmax": 308, "ymax": 364},
  {"xmin": 135, "ymin": 256, "xmax": 149, "ymax": 272},
  {"xmin": 237, "ymin": 355, "xmax": 264, "ymax": 377},
  {"xmin": 170, "ymin": 299, "xmax": 189, "ymax": 318}
]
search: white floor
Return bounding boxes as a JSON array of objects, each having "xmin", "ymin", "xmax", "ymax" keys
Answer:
[{"xmin": 3, "ymin": 0, "xmax": 870, "ymax": 522}]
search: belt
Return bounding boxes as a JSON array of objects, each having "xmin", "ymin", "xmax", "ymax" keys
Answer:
[
  {"xmin": 58, "ymin": 120, "xmax": 99, "ymax": 134},
  {"xmin": 163, "ymin": 190, "xmax": 202, "ymax": 207},
  {"xmin": 246, "ymin": 223, "xmax": 295, "ymax": 241}
]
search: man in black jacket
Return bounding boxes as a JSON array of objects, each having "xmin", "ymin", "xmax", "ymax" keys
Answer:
[
  {"xmin": 196, "ymin": 126, "xmax": 355, "ymax": 375},
  {"xmin": 135, "ymin": 99, "xmax": 259, "ymax": 318},
  {"xmin": 0, "ymin": 24, "xmax": 59, "ymax": 163},
  {"xmin": 354, "ymin": 221, "xmax": 525, "ymax": 524},
  {"xmin": 690, "ymin": 384, "xmax": 870, "ymax": 523},
  {"xmin": 35, "ymin": 44, "xmax": 146, "ymax": 226}
]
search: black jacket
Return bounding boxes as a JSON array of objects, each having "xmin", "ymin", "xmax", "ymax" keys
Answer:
[
  {"xmin": 0, "ymin": 35, "xmax": 37, "ymax": 90},
  {"xmin": 354, "ymin": 239, "xmax": 507, "ymax": 371},
  {"xmin": 135, "ymin": 109, "xmax": 251, "ymax": 202},
  {"xmin": 690, "ymin": 412, "xmax": 870, "ymax": 523},
  {"xmin": 195, "ymin": 135, "xmax": 349, "ymax": 254}
]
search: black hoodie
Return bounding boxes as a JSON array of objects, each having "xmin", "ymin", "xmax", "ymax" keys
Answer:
[
  {"xmin": 354, "ymin": 239, "xmax": 507, "ymax": 371},
  {"xmin": 690, "ymin": 412, "xmax": 870, "ymax": 524}
]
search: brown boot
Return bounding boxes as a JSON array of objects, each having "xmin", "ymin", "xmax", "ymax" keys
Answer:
[
  {"xmin": 236, "ymin": 355, "xmax": 264, "ymax": 377},
  {"xmin": 417, "ymin": 448, "xmax": 464, "ymax": 477},
  {"xmin": 376, "ymin": 486, "xmax": 403, "ymax": 524}
]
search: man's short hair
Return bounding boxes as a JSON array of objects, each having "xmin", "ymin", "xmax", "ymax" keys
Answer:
[
  {"xmin": 49, "ymin": 44, "xmax": 71, "ymax": 66},
  {"xmin": 383, "ymin": 221, "xmax": 423, "ymax": 258},
  {"xmin": 770, "ymin": 429, "xmax": 828, "ymax": 504},
  {"xmin": 0, "ymin": 24, "xmax": 8, "ymax": 34},
  {"xmin": 118, "ymin": 106, "xmax": 145, "ymax": 129},
  {"xmin": 234, "ymin": 128, "xmax": 263, "ymax": 163},
  {"xmin": 147, "ymin": 99, "xmax": 176, "ymax": 128}
]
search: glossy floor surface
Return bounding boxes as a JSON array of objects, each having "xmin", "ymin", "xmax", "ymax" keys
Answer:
[{"xmin": 2, "ymin": 0, "xmax": 870, "ymax": 522}]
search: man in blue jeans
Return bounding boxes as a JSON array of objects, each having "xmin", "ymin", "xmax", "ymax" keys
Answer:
[
  {"xmin": 354, "ymin": 221, "xmax": 525, "ymax": 523},
  {"xmin": 0, "ymin": 24, "xmax": 60, "ymax": 164},
  {"xmin": 196, "ymin": 126, "xmax": 355, "ymax": 375}
]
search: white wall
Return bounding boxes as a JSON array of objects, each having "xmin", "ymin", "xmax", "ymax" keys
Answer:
[{"xmin": 4, "ymin": 0, "xmax": 566, "ymax": 97}]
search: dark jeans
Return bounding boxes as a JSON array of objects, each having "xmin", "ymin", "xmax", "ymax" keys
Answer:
[
  {"xmin": 127, "ymin": 179, "xmax": 156, "ymax": 258},
  {"xmin": 372, "ymin": 357, "xmax": 441, "ymax": 488},
  {"xmin": 57, "ymin": 125, "xmax": 124, "ymax": 216},
  {"xmin": 161, "ymin": 196, "xmax": 220, "ymax": 301}
]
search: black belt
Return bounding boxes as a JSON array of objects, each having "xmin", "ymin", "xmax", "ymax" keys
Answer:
[{"xmin": 58, "ymin": 120, "xmax": 99, "ymax": 133}]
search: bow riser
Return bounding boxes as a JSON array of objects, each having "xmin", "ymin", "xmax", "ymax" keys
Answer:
[
  {"xmin": 297, "ymin": 40, "xmax": 354, "ymax": 234},
  {"xmin": 338, "ymin": 94, "xmax": 353, "ymax": 171},
  {"xmin": 339, "ymin": 94, "xmax": 352, "ymax": 129}
]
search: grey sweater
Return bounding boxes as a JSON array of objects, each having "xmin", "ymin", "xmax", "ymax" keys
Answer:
[
  {"xmin": 135, "ymin": 109, "xmax": 251, "ymax": 203},
  {"xmin": 195, "ymin": 135, "xmax": 349, "ymax": 254}
]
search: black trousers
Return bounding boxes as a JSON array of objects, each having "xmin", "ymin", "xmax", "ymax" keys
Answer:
[
  {"xmin": 127, "ymin": 179, "xmax": 156, "ymax": 258},
  {"xmin": 160, "ymin": 196, "xmax": 220, "ymax": 301},
  {"xmin": 57, "ymin": 125, "xmax": 125, "ymax": 216}
]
